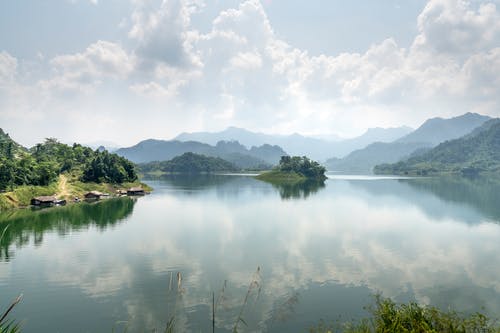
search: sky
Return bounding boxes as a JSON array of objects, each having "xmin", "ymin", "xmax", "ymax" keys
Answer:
[{"xmin": 1, "ymin": 0, "xmax": 500, "ymax": 147}]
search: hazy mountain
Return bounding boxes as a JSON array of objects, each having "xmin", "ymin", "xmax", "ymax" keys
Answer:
[
  {"xmin": 325, "ymin": 113, "xmax": 491, "ymax": 174},
  {"xmin": 174, "ymin": 126, "xmax": 413, "ymax": 160},
  {"xmin": 115, "ymin": 139, "xmax": 287, "ymax": 169},
  {"xmin": 375, "ymin": 119, "xmax": 500, "ymax": 176},
  {"xmin": 396, "ymin": 112, "xmax": 491, "ymax": 145},
  {"xmin": 330, "ymin": 126, "xmax": 413, "ymax": 157},
  {"xmin": 83, "ymin": 140, "xmax": 120, "ymax": 152}
]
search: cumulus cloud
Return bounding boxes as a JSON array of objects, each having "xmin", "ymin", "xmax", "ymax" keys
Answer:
[{"xmin": 40, "ymin": 40, "xmax": 134, "ymax": 94}]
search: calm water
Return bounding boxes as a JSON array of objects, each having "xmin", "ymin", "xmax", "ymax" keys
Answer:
[{"xmin": 1, "ymin": 175, "xmax": 500, "ymax": 332}]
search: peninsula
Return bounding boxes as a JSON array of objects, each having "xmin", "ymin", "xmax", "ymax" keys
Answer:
[{"xmin": 0, "ymin": 131, "xmax": 150, "ymax": 210}]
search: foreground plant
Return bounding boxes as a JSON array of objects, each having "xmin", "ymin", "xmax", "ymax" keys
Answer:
[
  {"xmin": 310, "ymin": 295, "xmax": 500, "ymax": 333},
  {"xmin": 0, "ymin": 294, "xmax": 23, "ymax": 333}
]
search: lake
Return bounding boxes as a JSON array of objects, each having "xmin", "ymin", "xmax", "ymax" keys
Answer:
[{"xmin": 1, "ymin": 174, "xmax": 500, "ymax": 332}]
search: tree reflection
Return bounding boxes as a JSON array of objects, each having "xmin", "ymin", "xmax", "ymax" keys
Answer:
[
  {"xmin": 272, "ymin": 180, "xmax": 326, "ymax": 200},
  {"xmin": 0, "ymin": 197, "xmax": 136, "ymax": 261}
]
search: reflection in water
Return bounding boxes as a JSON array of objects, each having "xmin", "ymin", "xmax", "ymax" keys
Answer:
[
  {"xmin": 0, "ymin": 175, "xmax": 499, "ymax": 332},
  {"xmin": 271, "ymin": 179, "xmax": 325, "ymax": 199},
  {"xmin": 0, "ymin": 197, "xmax": 135, "ymax": 261},
  {"xmin": 349, "ymin": 176, "xmax": 500, "ymax": 224}
]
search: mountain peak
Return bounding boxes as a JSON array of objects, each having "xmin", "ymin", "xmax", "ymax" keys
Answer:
[{"xmin": 398, "ymin": 112, "xmax": 491, "ymax": 145}]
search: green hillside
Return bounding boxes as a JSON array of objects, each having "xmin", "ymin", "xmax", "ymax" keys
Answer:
[{"xmin": 374, "ymin": 120, "xmax": 500, "ymax": 176}]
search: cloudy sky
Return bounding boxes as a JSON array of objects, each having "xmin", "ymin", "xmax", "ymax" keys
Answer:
[{"xmin": 1, "ymin": 0, "xmax": 500, "ymax": 147}]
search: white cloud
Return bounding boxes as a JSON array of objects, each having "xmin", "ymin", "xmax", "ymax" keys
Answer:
[
  {"xmin": 415, "ymin": 0, "xmax": 500, "ymax": 57},
  {"xmin": 129, "ymin": 0, "xmax": 203, "ymax": 69},
  {"xmin": 41, "ymin": 40, "xmax": 134, "ymax": 94}
]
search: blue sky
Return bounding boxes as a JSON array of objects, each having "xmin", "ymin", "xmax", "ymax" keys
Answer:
[{"xmin": 0, "ymin": 0, "xmax": 499, "ymax": 146}]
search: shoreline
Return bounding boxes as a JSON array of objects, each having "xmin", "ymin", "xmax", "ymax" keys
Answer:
[{"xmin": 0, "ymin": 174, "xmax": 152, "ymax": 211}]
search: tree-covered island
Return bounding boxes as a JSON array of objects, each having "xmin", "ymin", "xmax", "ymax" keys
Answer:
[
  {"xmin": 0, "ymin": 130, "xmax": 150, "ymax": 210},
  {"xmin": 255, "ymin": 156, "xmax": 327, "ymax": 184}
]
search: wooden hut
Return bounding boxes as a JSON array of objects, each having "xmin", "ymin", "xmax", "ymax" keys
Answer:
[
  {"xmin": 127, "ymin": 187, "xmax": 145, "ymax": 196},
  {"xmin": 84, "ymin": 191, "xmax": 104, "ymax": 200},
  {"xmin": 31, "ymin": 196, "xmax": 57, "ymax": 206}
]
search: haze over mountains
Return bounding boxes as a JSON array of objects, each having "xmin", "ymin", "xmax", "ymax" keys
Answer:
[
  {"xmin": 113, "ymin": 112, "xmax": 497, "ymax": 174},
  {"xmin": 174, "ymin": 126, "xmax": 413, "ymax": 160},
  {"xmin": 115, "ymin": 140, "xmax": 286, "ymax": 170}
]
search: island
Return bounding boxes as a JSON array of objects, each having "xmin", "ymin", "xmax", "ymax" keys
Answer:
[
  {"xmin": 255, "ymin": 156, "xmax": 327, "ymax": 184},
  {"xmin": 0, "ymin": 132, "xmax": 150, "ymax": 210}
]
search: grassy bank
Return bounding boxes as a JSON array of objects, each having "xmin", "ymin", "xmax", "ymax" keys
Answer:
[
  {"xmin": 255, "ymin": 170, "xmax": 307, "ymax": 184},
  {"xmin": 0, "ymin": 174, "xmax": 152, "ymax": 210}
]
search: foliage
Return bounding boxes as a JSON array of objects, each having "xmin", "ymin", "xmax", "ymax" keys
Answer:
[
  {"xmin": 139, "ymin": 152, "xmax": 238, "ymax": 174},
  {"xmin": 374, "ymin": 121, "xmax": 500, "ymax": 176},
  {"xmin": 0, "ymin": 133, "xmax": 138, "ymax": 192},
  {"xmin": 277, "ymin": 156, "xmax": 326, "ymax": 180},
  {"xmin": 81, "ymin": 150, "xmax": 137, "ymax": 183},
  {"xmin": 309, "ymin": 296, "xmax": 500, "ymax": 333}
]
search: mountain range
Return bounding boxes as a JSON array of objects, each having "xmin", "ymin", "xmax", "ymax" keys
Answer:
[
  {"xmin": 174, "ymin": 126, "xmax": 413, "ymax": 160},
  {"xmin": 325, "ymin": 113, "xmax": 492, "ymax": 174},
  {"xmin": 115, "ymin": 139, "xmax": 287, "ymax": 170}
]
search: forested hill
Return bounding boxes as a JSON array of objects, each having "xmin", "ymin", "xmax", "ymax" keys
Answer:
[
  {"xmin": 139, "ymin": 153, "xmax": 238, "ymax": 174},
  {"xmin": 374, "ymin": 119, "xmax": 500, "ymax": 176},
  {"xmin": 0, "ymin": 131, "xmax": 138, "ymax": 191}
]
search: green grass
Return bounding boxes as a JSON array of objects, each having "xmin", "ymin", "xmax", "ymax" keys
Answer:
[
  {"xmin": 0, "ymin": 183, "xmax": 59, "ymax": 209},
  {"xmin": 254, "ymin": 170, "xmax": 306, "ymax": 184}
]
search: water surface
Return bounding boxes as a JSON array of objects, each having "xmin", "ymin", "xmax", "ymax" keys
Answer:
[{"xmin": 1, "ymin": 175, "xmax": 500, "ymax": 332}]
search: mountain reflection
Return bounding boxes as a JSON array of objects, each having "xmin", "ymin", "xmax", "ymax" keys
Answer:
[
  {"xmin": 0, "ymin": 197, "xmax": 136, "ymax": 261},
  {"xmin": 400, "ymin": 176, "xmax": 500, "ymax": 223}
]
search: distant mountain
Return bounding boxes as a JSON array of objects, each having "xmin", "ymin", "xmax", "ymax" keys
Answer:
[
  {"xmin": 374, "ymin": 119, "xmax": 500, "ymax": 176},
  {"xmin": 325, "ymin": 113, "xmax": 492, "ymax": 174},
  {"xmin": 174, "ymin": 126, "xmax": 413, "ymax": 160},
  {"xmin": 396, "ymin": 112, "xmax": 491, "ymax": 145},
  {"xmin": 83, "ymin": 140, "xmax": 120, "ymax": 152},
  {"xmin": 115, "ymin": 139, "xmax": 287, "ymax": 169},
  {"xmin": 325, "ymin": 142, "xmax": 430, "ymax": 174},
  {"xmin": 330, "ymin": 126, "xmax": 413, "ymax": 157}
]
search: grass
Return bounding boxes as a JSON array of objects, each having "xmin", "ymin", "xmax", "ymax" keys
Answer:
[
  {"xmin": 309, "ymin": 295, "xmax": 500, "ymax": 333},
  {"xmin": 0, "ymin": 183, "xmax": 59, "ymax": 209}
]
